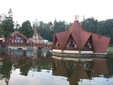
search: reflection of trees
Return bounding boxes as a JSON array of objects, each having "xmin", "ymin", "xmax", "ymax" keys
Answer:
[
  {"xmin": 0, "ymin": 59, "xmax": 12, "ymax": 79},
  {"xmin": 19, "ymin": 58, "xmax": 52, "ymax": 75},
  {"xmin": 106, "ymin": 55, "xmax": 113, "ymax": 76},
  {"xmin": 0, "ymin": 58, "xmax": 12, "ymax": 85},
  {"xmin": 32, "ymin": 60, "xmax": 52, "ymax": 72},
  {"xmin": 20, "ymin": 62, "xmax": 32, "ymax": 76},
  {"xmin": 65, "ymin": 61, "xmax": 76, "ymax": 77}
]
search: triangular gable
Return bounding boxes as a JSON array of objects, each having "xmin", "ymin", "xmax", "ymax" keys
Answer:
[
  {"xmin": 66, "ymin": 20, "xmax": 83, "ymax": 49},
  {"xmin": 55, "ymin": 31, "xmax": 69, "ymax": 48},
  {"xmin": 80, "ymin": 31, "xmax": 91, "ymax": 49},
  {"xmin": 5, "ymin": 32, "xmax": 29, "ymax": 45},
  {"xmin": 92, "ymin": 34, "xmax": 110, "ymax": 53},
  {"xmin": 65, "ymin": 33, "xmax": 78, "ymax": 49},
  {"xmin": 70, "ymin": 30, "xmax": 91, "ymax": 49},
  {"xmin": 68, "ymin": 20, "xmax": 91, "ymax": 49},
  {"xmin": 53, "ymin": 35, "xmax": 57, "ymax": 47},
  {"xmin": 69, "ymin": 20, "xmax": 82, "ymax": 33},
  {"xmin": 71, "ymin": 31, "xmax": 81, "ymax": 48},
  {"xmin": 10, "ymin": 32, "xmax": 28, "ymax": 40}
]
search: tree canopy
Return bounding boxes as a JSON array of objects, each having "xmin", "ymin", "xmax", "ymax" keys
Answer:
[
  {"xmin": 81, "ymin": 18, "xmax": 113, "ymax": 44},
  {"xmin": 19, "ymin": 20, "xmax": 33, "ymax": 38},
  {"xmin": 0, "ymin": 9, "xmax": 113, "ymax": 45},
  {"xmin": 1, "ymin": 9, "xmax": 14, "ymax": 39}
]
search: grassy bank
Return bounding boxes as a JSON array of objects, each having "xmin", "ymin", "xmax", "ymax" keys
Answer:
[{"xmin": 107, "ymin": 47, "xmax": 113, "ymax": 54}]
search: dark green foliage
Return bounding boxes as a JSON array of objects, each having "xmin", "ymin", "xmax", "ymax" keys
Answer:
[
  {"xmin": 20, "ymin": 62, "xmax": 32, "ymax": 76},
  {"xmin": 38, "ymin": 20, "xmax": 69, "ymax": 41},
  {"xmin": 0, "ymin": 9, "xmax": 113, "ymax": 45},
  {"xmin": 98, "ymin": 19, "xmax": 113, "ymax": 44},
  {"xmin": 106, "ymin": 55, "xmax": 113, "ymax": 76},
  {"xmin": 19, "ymin": 20, "xmax": 33, "ymax": 38},
  {"xmin": 2, "ymin": 17, "xmax": 14, "ymax": 39},
  {"xmin": 81, "ymin": 18, "xmax": 113, "ymax": 44},
  {"xmin": 81, "ymin": 18, "xmax": 98, "ymax": 33},
  {"xmin": 1, "ymin": 9, "xmax": 14, "ymax": 39},
  {"xmin": 0, "ymin": 59, "xmax": 12, "ymax": 79},
  {"xmin": 38, "ymin": 21, "xmax": 54, "ymax": 41},
  {"xmin": 53, "ymin": 20, "xmax": 66, "ymax": 33}
]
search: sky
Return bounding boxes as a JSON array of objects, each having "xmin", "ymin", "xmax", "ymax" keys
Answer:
[{"xmin": 0, "ymin": 0, "xmax": 113, "ymax": 24}]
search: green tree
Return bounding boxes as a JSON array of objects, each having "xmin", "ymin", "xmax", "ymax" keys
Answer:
[
  {"xmin": 19, "ymin": 20, "xmax": 33, "ymax": 38},
  {"xmin": 38, "ymin": 21, "xmax": 54, "ymax": 41},
  {"xmin": 53, "ymin": 20, "xmax": 66, "ymax": 33},
  {"xmin": 97, "ymin": 19, "xmax": 113, "ymax": 44},
  {"xmin": 81, "ymin": 18, "xmax": 98, "ymax": 33},
  {"xmin": 1, "ymin": 9, "xmax": 14, "ymax": 39}
]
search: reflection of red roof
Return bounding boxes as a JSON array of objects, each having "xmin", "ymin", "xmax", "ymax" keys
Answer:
[
  {"xmin": 53, "ymin": 60, "xmax": 68, "ymax": 77},
  {"xmin": 92, "ymin": 34, "xmax": 110, "ymax": 53},
  {"xmin": 69, "ymin": 64, "xmax": 88, "ymax": 79},
  {"xmin": 53, "ymin": 20, "xmax": 110, "ymax": 53},
  {"xmin": 91, "ymin": 59, "xmax": 108, "ymax": 77}
]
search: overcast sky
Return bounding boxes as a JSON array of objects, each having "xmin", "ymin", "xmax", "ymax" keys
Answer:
[{"xmin": 0, "ymin": 0, "xmax": 113, "ymax": 24}]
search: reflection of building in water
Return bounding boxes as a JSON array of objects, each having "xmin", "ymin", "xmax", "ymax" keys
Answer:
[
  {"xmin": 90, "ymin": 59, "xmax": 108, "ymax": 77},
  {"xmin": 52, "ymin": 59, "xmax": 68, "ymax": 77},
  {"xmin": 52, "ymin": 59, "xmax": 109, "ymax": 85},
  {"xmin": 68, "ymin": 63, "xmax": 89, "ymax": 85}
]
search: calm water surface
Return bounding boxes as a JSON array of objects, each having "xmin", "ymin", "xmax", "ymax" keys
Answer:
[{"xmin": 0, "ymin": 54, "xmax": 113, "ymax": 85}]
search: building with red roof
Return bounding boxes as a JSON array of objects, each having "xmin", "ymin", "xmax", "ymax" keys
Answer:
[
  {"xmin": 5, "ymin": 31, "xmax": 33, "ymax": 46},
  {"xmin": 52, "ymin": 19, "xmax": 110, "ymax": 54}
]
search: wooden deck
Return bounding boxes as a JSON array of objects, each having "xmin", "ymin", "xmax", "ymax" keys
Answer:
[
  {"xmin": 52, "ymin": 56, "xmax": 94, "ymax": 62},
  {"xmin": 52, "ymin": 49, "xmax": 106, "ymax": 58}
]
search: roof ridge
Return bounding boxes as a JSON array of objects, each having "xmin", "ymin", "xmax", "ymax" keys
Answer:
[{"xmin": 68, "ymin": 20, "xmax": 82, "ymax": 33}]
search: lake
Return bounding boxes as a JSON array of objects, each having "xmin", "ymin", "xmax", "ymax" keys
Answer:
[{"xmin": 0, "ymin": 54, "xmax": 113, "ymax": 85}]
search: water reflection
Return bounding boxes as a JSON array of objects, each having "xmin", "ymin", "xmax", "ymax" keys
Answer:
[
  {"xmin": 0, "ymin": 57, "xmax": 53, "ymax": 85},
  {"xmin": 0, "ymin": 58, "xmax": 12, "ymax": 85},
  {"xmin": 0, "ymin": 55, "xmax": 113, "ymax": 85},
  {"xmin": 52, "ymin": 55, "xmax": 113, "ymax": 85}
]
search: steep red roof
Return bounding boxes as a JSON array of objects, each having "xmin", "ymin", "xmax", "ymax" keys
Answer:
[
  {"xmin": 92, "ymin": 34, "xmax": 110, "ymax": 53},
  {"xmin": 69, "ymin": 20, "xmax": 92, "ymax": 49},
  {"xmin": 69, "ymin": 20, "xmax": 82, "ymax": 33},
  {"xmin": 68, "ymin": 20, "xmax": 83, "ymax": 48},
  {"xmin": 10, "ymin": 31, "xmax": 28, "ymax": 40},
  {"xmin": 54, "ymin": 20, "xmax": 91, "ymax": 49},
  {"xmin": 5, "ymin": 31, "xmax": 32, "ymax": 45},
  {"xmin": 54, "ymin": 31, "xmax": 69, "ymax": 48},
  {"xmin": 71, "ymin": 30, "xmax": 91, "ymax": 49},
  {"xmin": 53, "ymin": 19, "xmax": 110, "ymax": 53},
  {"xmin": 80, "ymin": 31, "xmax": 91, "ymax": 48}
]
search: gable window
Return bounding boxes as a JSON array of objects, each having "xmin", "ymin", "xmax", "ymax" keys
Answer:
[
  {"xmin": 55, "ymin": 41, "xmax": 59, "ymax": 47},
  {"xmin": 66, "ymin": 36, "xmax": 77, "ymax": 50},
  {"xmin": 85, "ymin": 40, "xmax": 92, "ymax": 51}
]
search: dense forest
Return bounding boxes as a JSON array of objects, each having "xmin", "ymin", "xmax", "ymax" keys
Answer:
[{"xmin": 0, "ymin": 9, "xmax": 113, "ymax": 45}]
